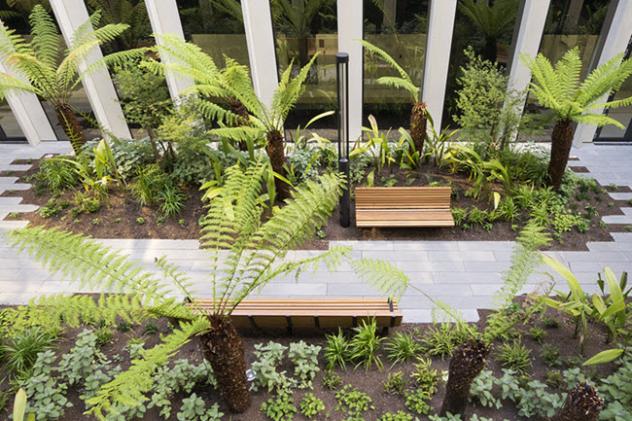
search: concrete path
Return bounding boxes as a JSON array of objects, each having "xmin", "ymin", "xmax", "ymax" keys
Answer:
[{"xmin": 1, "ymin": 141, "xmax": 631, "ymax": 322}]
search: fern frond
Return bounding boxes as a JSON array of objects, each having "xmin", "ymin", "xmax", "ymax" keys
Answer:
[
  {"xmin": 574, "ymin": 113, "xmax": 625, "ymax": 128},
  {"xmin": 85, "ymin": 318, "xmax": 210, "ymax": 420},
  {"xmin": 375, "ymin": 76, "xmax": 419, "ymax": 99},
  {"xmin": 28, "ymin": 4, "xmax": 61, "ymax": 69},
  {"xmin": 349, "ymin": 258, "xmax": 409, "ymax": 299},
  {"xmin": 154, "ymin": 256, "xmax": 194, "ymax": 302}
]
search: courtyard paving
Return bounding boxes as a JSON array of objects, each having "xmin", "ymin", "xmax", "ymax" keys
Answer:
[{"xmin": 1, "ymin": 141, "xmax": 631, "ymax": 322}]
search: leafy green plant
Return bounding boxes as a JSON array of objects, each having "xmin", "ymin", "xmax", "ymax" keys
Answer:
[
  {"xmin": 324, "ymin": 329, "xmax": 350, "ymax": 369},
  {"xmin": 0, "ymin": 5, "xmax": 130, "ymax": 152},
  {"xmin": 335, "ymin": 384, "xmax": 375, "ymax": 419},
  {"xmin": 528, "ymin": 326, "xmax": 546, "ymax": 343},
  {"xmin": 321, "ymin": 369, "xmax": 342, "ymax": 390},
  {"xmin": 177, "ymin": 394, "xmax": 222, "ymax": 421},
  {"xmin": 130, "ymin": 164, "xmax": 168, "ymax": 207},
  {"xmin": 421, "ymin": 323, "xmax": 473, "ymax": 357},
  {"xmin": 288, "ymin": 341, "xmax": 321, "ymax": 389},
  {"xmin": 470, "ymin": 370, "xmax": 501, "ymax": 409},
  {"xmin": 410, "ymin": 357, "xmax": 439, "ymax": 395},
  {"xmin": 298, "ymin": 392, "xmax": 325, "ymax": 419},
  {"xmin": 404, "ymin": 388, "xmax": 432, "ymax": 415},
  {"xmin": 378, "ymin": 410, "xmax": 414, "ymax": 421},
  {"xmin": 159, "ymin": 183, "xmax": 186, "ymax": 217},
  {"xmin": 523, "ymin": 47, "xmax": 632, "ymax": 190},
  {"xmin": 0, "ymin": 327, "xmax": 54, "ymax": 377},
  {"xmin": 497, "ymin": 339, "xmax": 532, "ymax": 373},
  {"xmin": 383, "ymin": 371, "xmax": 406, "ymax": 395},
  {"xmin": 20, "ymin": 350, "xmax": 71, "ymax": 420},
  {"xmin": 260, "ymin": 391, "xmax": 297, "ymax": 421},
  {"xmin": 348, "ymin": 318, "xmax": 385, "ymax": 370},
  {"xmin": 540, "ymin": 344, "xmax": 563, "ymax": 368},
  {"xmin": 250, "ymin": 342, "xmax": 291, "ymax": 393},
  {"xmin": 33, "ymin": 157, "xmax": 80, "ymax": 194},
  {"xmin": 385, "ymin": 331, "xmax": 421, "ymax": 364}
]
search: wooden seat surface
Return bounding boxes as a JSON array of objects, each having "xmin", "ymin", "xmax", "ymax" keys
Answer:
[
  {"xmin": 189, "ymin": 298, "xmax": 402, "ymax": 332},
  {"xmin": 355, "ymin": 186, "xmax": 454, "ymax": 227}
]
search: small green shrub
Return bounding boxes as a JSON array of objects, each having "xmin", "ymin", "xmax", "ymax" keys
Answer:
[
  {"xmin": 288, "ymin": 341, "xmax": 321, "ymax": 389},
  {"xmin": 410, "ymin": 357, "xmax": 439, "ymax": 395},
  {"xmin": 348, "ymin": 318, "xmax": 384, "ymax": 370},
  {"xmin": 299, "ymin": 392, "xmax": 325, "ymax": 419},
  {"xmin": 0, "ymin": 327, "xmax": 54, "ymax": 377},
  {"xmin": 321, "ymin": 369, "xmax": 342, "ymax": 390},
  {"xmin": 34, "ymin": 156, "xmax": 80, "ymax": 193},
  {"xmin": 71, "ymin": 191, "xmax": 101, "ymax": 217},
  {"xmin": 378, "ymin": 410, "xmax": 414, "ymax": 421},
  {"xmin": 540, "ymin": 344, "xmax": 562, "ymax": 368},
  {"xmin": 176, "ymin": 394, "xmax": 222, "ymax": 421},
  {"xmin": 385, "ymin": 332, "xmax": 421, "ymax": 364},
  {"xmin": 250, "ymin": 342, "xmax": 291, "ymax": 393},
  {"xmin": 335, "ymin": 384, "xmax": 374, "ymax": 419},
  {"xmin": 528, "ymin": 326, "xmax": 546, "ymax": 343},
  {"xmin": 421, "ymin": 323, "xmax": 473, "ymax": 357},
  {"xmin": 544, "ymin": 369, "xmax": 563, "ymax": 388},
  {"xmin": 260, "ymin": 392, "xmax": 297, "ymax": 421},
  {"xmin": 470, "ymin": 370, "xmax": 501, "ymax": 409},
  {"xmin": 383, "ymin": 371, "xmax": 406, "ymax": 395},
  {"xmin": 404, "ymin": 388, "xmax": 431, "ymax": 415},
  {"xmin": 324, "ymin": 329, "xmax": 350, "ymax": 369},
  {"xmin": 497, "ymin": 340, "xmax": 532, "ymax": 372},
  {"xmin": 159, "ymin": 184, "xmax": 186, "ymax": 217}
]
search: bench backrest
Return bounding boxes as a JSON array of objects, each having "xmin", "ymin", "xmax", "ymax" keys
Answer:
[{"xmin": 355, "ymin": 186, "xmax": 451, "ymax": 210}]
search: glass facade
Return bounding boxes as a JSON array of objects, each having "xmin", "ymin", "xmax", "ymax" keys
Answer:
[
  {"xmin": 177, "ymin": 0, "xmax": 250, "ymax": 68},
  {"xmin": 270, "ymin": 0, "xmax": 338, "ymax": 129},
  {"xmin": 0, "ymin": 99, "xmax": 26, "ymax": 142},
  {"xmin": 442, "ymin": 0, "xmax": 522, "ymax": 128},
  {"xmin": 597, "ymin": 36, "xmax": 632, "ymax": 141},
  {"xmin": 362, "ymin": 0, "xmax": 430, "ymax": 129}
]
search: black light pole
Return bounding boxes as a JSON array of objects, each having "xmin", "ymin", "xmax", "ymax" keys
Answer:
[{"xmin": 336, "ymin": 52, "xmax": 350, "ymax": 228}]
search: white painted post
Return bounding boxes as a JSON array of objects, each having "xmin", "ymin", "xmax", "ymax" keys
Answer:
[
  {"xmin": 337, "ymin": 0, "xmax": 363, "ymax": 140},
  {"xmin": 0, "ymin": 21, "xmax": 57, "ymax": 145},
  {"xmin": 144, "ymin": 0, "xmax": 194, "ymax": 101},
  {"xmin": 422, "ymin": 0, "xmax": 457, "ymax": 131},
  {"xmin": 573, "ymin": 0, "xmax": 632, "ymax": 144},
  {"xmin": 49, "ymin": 0, "xmax": 131, "ymax": 139},
  {"xmin": 505, "ymin": 0, "xmax": 550, "ymax": 128},
  {"xmin": 241, "ymin": 0, "xmax": 279, "ymax": 108}
]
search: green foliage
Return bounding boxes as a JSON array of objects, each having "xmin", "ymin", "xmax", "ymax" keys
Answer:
[
  {"xmin": 383, "ymin": 371, "xmax": 406, "ymax": 395},
  {"xmin": 298, "ymin": 392, "xmax": 325, "ymax": 419},
  {"xmin": 348, "ymin": 318, "xmax": 385, "ymax": 370},
  {"xmin": 497, "ymin": 339, "xmax": 532, "ymax": 373},
  {"xmin": 288, "ymin": 341, "xmax": 321, "ymax": 389},
  {"xmin": 385, "ymin": 331, "xmax": 422, "ymax": 364},
  {"xmin": 599, "ymin": 350, "xmax": 632, "ymax": 420},
  {"xmin": 471, "ymin": 369, "xmax": 502, "ymax": 409},
  {"xmin": 260, "ymin": 391, "xmax": 297, "ymax": 421},
  {"xmin": 171, "ymin": 137, "xmax": 229, "ymax": 186},
  {"xmin": 421, "ymin": 323, "xmax": 474, "ymax": 357},
  {"xmin": 0, "ymin": 327, "xmax": 54, "ymax": 377},
  {"xmin": 250, "ymin": 341, "xmax": 291, "ymax": 393},
  {"xmin": 528, "ymin": 326, "xmax": 546, "ymax": 343},
  {"xmin": 378, "ymin": 411, "xmax": 414, "ymax": 421},
  {"xmin": 408, "ymin": 356, "xmax": 437, "ymax": 392},
  {"xmin": 404, "ymin": 388, "xmax": 431, "ymax": 415},
  {"xmin": 335, "ymin": 384, "xmax": 375, "ymax": 419},
  {"xmin": 71, "ymin": 191, "xmax": 102, "ymax": 217},
  {"xmin": 321, "ymin": 369, "xmax": 342, "ymax": 390},
  {"xmin": 20, "ymin": 350, "xmax": 71, "ymax": 420},
  {"xmin": 33, "ymin": 156, "xmax": 80, "ymax": 194},
  {"xmin": 176, "ymin": 393, "xmax": 222, "ymax": 421},
  {"xmin": 58, "ymin": 330, "xmax": 107, "ymax": 386},
  {"xmin": 159, "ymin": 183, "xmax": 186, "ymax": 217},
  {"xmin": 130, "ymin": 164, "xmax": 168, "ymax": 207}
]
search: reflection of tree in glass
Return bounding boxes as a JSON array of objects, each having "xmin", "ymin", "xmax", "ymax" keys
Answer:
[
  {"xmin": 458, "ymin": 0, "xmax": 519, "ymax": 63},
  {"xmin": 545, "ymin": 0, "xmax": 609, "ymax": 35},
  {"xmin": 178, "ymin": 0, "xmax": 245, "ymax": 36},
  {"xmin": 86, "ymin": 0, "xmax": 151, "ymax": 51},
  {"xmin": 271, "ymin": 0, "xmax": 335, "ymax": 68}
]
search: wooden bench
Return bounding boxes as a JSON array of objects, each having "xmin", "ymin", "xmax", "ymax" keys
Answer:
[
  {"xmin": 189, "ymin": 298, "xmax": 402, "ymax": 334},
  {"xmin": 355, "ymin": 186, "xmax": 454, "ymax": 228}
]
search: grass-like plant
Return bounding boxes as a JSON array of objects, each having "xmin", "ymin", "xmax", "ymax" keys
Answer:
[
  {"xmin": 497, "ymin": 339, "xmax": 532, "ymax": 373},
  {"xmin": 360, "ymin": 40, "xmax": 428, "ymax": 156},
  {"xmin": 385, "ymin": 331, "xmax": 422, "ymax": 364},
  {"xmin": 0, "ymin": 327, "xmax": 54, "ymax": 378},
  {"xmin": 348, "ymin": 318, "xmax": 385, "ymax": 370},
  {"xmin": 324, "ymin": 329, "xmax": 350, "ymax": 369},
  {"xmin": 9, "ymin": 160, "xmax": 408, "ymax": 417},
  {"xmin": 523, "ymin": 47, "xmax": 632, "ymax": 190},
  {"xmin": 0, "ymin": 5, "xmax": 131, "ymax": 153}
]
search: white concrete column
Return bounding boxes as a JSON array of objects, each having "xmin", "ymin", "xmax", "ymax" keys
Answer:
[
  {"xmin": 422, "ymin": 0, "xmax": 457, "ymax": 131},
  {"xmin": 337, "ymin": 0, "xmax": 363, "ymax": 140},
  {"xmin": 505, "ymin": 0, "xmax": 550, "ymax": 117},
  {"xmin": 0, "ymin": 21, "xmax": 57, "ymax": 144},
  {"xmin": 49, "ymin": 0, "xmax": 131, "ymax": 140},
  {"xmin": 144, "ymin": 0, "xmax": 194, "ymax": 100},
  {"xmin": 573, "ymin": 0, "xmax": 632, "ymax": 144},
  {"xmin": 241, "ymin": 0, "xmax": 279, "ymax": 108}
]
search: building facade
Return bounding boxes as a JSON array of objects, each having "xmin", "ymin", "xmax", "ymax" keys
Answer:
[{"xmin": 0, "ymin": 0, "xmax": 631, "ymax": 145}]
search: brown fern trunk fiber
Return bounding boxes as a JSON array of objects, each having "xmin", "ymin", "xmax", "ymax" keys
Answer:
[
  {"xmin": 229, "ymin": 98, "xmax": 250, "ymax": 151},
  {"xmin": 440, "ymin": 339, "xmax": 490, "ymax": 417},
  {"xmin": 55, "ymin": 103, "xmax": 85, "ymax": 154},
  {"xmin": 202, "ymin": 316, "xmax": 251, "ymax": 413},
  {"xmin": 553, "ymin": 383, "xmax": 603, "ymax": 421},
  {"xmin": 266, "ymin": 128, "xmax": 291, "ymax": 201},
  {"xmin": 410, "ymin": 101, "xmax": 428, "ymax": 157},
  {"xmin": 483, "ymin": 37, "xmax": 498, "ymax": 63},
  {"xmin": 548, "ymin": 119, "xmax": 574, "ymax": 191}
]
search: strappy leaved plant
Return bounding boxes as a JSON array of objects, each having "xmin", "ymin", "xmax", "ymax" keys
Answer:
[
  {"xmin": 9, "ymin": 160, "xmax": 408, "ymax": 418},
  {"xmin": 86, "ymin": 0, "xmax": 151, "ymax": 51},
  {"xmin": 0, "ymin": 5, "xmax": 130, "ymax": 153},
  {"xmin": 523, "ymin": 47, "xmax": 632, "ymax": 190},
  {"xmin": 360, "ymin": 40, "xmax": 428, "ymax": 157},
  {"xmin": 146, "ymin": 34, "xmax": 319, "ymax": 200}
]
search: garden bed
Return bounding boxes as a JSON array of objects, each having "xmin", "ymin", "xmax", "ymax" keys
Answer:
[
  {"xmin": 0, "ymin": 297, "xmax": 625, "ymax": 421},
  {"xmin": 2, "ymin": 157, "xmax": 628, "ymax": 251}
]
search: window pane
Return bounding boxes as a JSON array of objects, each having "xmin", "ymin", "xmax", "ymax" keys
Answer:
[
  {"xmin": 0, "ymin": 99, "xmax": 26, "ymax": 142},
  {"xmin": 442, "ymin": 0, "xmax": 521, "ymax": 127},
  {"xmin": 599, "ymin": 65, "xmax": 632, "ymax": 139},
  {"xmin": 270, "ymin": 0, "xmax": 338, "ymax": 129},
  {"xmin": 363, "ymin": 0, "xmax": 430, "ymax": 129},
  {"xmin": 177, "ymin": 0, "xmax": 250, "ymax": 68}
]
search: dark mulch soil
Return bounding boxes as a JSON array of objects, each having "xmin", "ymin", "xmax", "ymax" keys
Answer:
[
  {"xmin": 1, "ymin": 157, "xmax": 627, "ymax": 251},
  {"xmin": 0, "ymin": 300, "xmax": 619, "ymax": 420}
]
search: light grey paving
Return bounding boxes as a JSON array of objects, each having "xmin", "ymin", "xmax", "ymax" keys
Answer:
[{"xmin": 0, "ymin": 141, "xmax": 631, "ymax": 324}]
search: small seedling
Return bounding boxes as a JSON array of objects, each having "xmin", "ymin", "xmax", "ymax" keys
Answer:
[
  {"xmin": 383, "ymin": 371, "xmax": 405, "ymax": 395},
  {"xmin": 135, "ymin": 216, "xmax": 145, "ymax": 225}
]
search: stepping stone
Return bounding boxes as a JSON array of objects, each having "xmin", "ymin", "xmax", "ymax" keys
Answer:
[{"xmin": 608, "ymin": 192, "xmax": 632, "ymax": 201}]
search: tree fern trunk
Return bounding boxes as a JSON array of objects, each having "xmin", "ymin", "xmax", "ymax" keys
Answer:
[
  {"xmin": 548, "ymin": 119, "xmax": 574, "ymax": 191},
  {"xmin": 266, "ymin": 128, "xmax": 291, "ymax": 201},
  {"xmin": 483, "ymin": 37, "xmax": 498, "ymax": 63},
  {"xmin": 229, "ymin": 98, "xmax": 250, "ymax": 152},
  {"xmin": 202, "ymin": 316, "xmax": 251, "ymax": 413},
  {"xmin": 553, "ymin": 383, "xmax": 603, "ymax": 421},
  {"xmin": 55, "ymin": 103, "xmax": 86, "ymax": 155},
  {"xmin": 410, "ymin": 101, "xmax": 428, "ymax": 159},
  {"xmin": 440, "ymin": 339, "xmax": 490, "ymax": 417}
]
